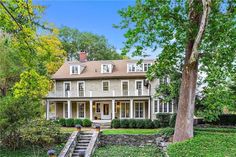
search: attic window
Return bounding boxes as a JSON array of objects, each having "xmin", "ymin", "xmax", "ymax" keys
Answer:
[
  {"xmin": 101, "ymin": 64, "xmax": 112, "ymax": 73},
  {"xmin": 70, "ymin": 65, "xmax": 80, "ymax": 74}
]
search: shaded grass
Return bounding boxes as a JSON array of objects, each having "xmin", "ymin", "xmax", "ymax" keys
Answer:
[
  {"xmin": 168, "ymin": 130, "xmax": 236, "ymax": 157},
  {"xmin": 102, "ymin": 129, "xmax": 160, "ymax": 135},
  {"xmin": 93, "ymin": 145, "xmax": 164, "ymax": 157}
]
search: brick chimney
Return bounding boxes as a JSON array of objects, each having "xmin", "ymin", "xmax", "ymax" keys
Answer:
[{"xmin": 79, "ymin": 51, "xmax": 87, "ymax": 62}]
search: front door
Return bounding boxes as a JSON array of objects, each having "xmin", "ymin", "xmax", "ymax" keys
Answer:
[{"xmin": 101, "ymin": 103, "xmax": 111, "ymax": 119}]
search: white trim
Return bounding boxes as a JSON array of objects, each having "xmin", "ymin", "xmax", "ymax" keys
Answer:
[
  {"xmin": 63, "ymin": 81, "xmax": 71, "ymax": 97},
  {"xmin": 77, "ymin": 81, "xmax": 85, "ymax": 97},
  {"xmin": 95, "ymin": 102, "xmax": 101, "ymax": 113},
  {"xmin": 134, "ymin": 101, "xmax": 145, "ymax": 119},
  {"xmin": 135, "ymin": 80, "xmax": 143, "ymax": 96},
  {"xmin": 70, "ymin": 65, "xmax": 80, "ymax": 75},
  {"xmin": 154, "ymin": 99, "xmax": 174, "ymax": 114},
  {"xmin": 77, "ymin": 102, "xmax": 86, "ymax": 119},
  {"xmin": 102, "ymin": 80, "xmax": 110, "ymax": 92},
  {"xmin": 55, "ymin": 102, "xmax": 57, "ymax": 118},
  {"xmin": 101, "ymin": 64, "xmax": 112, "ymax": 73},
  {"xmin": 121, "ymin": 80, "xmax": 129, "ymax": 96}
]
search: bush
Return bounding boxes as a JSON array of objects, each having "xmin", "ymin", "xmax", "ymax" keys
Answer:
[
  {"xmin": 158, "ymin": 127, "xmax": 174, "ymax": 137},
  {"xmin": 21, "ymin": 118, "xmax": 61, "ymax": 148},
  {"xmin": 153, "ymin": 119, "xmax": 160, "ymax": 128},
  {"xmin": 169, "ymin": 113, "xmax": 177, "ymax": 128},
  {"xmin": 74, "ymin": 119, "xmax": 83, "ymax": 126},
  {"xmin": 144, "ymin": 119, "xmax": 154, "ymax": 128},
  {"xmin": 111, "ymin": 119, "xmax": 120, "ymax": 128},
  {"xmin": 83, "ymin": 118, "xmax": 92, "ymax": 127},
  {"xmin": 156, "ymin": 113, "xmax": 172, "ymax": 127},
  {"xmin": 214, "ymin": 114, "xmax": 236, "ymax": 125},
  {"xmin": 136, "ymin": 119, "xmax": 145, "ymax": 128},
  {"xmin": 65, "ymin": 118, "xmax": 74, "ymax": 127},
  {"xmin": 58, "ymin": 118, "xmax": 66, "ymax": 126},
  {"xmin": 120, "ymin": 119, "xmax": 129, "ymax": 128},
  {"xmin": 129, "ymin": 119, "xmax": 137, "ymax": 128}
]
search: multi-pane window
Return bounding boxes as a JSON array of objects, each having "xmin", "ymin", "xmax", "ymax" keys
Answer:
[
  {"xmin": 121, "ymin": 81, "xmax": 129, "ymax": 96},
  {"xmin": 96, "ymin": 103, "xmax": 101, "ymax": 113},
  {"xmin": 136, "ymin": 64, "xmax": 143, "ymax": 72},
  {"xmin": 102, "ymin": 64, "xmax": 112, "ymax": 73},
  {"xmin": 78, "ymin": 82, "xmax": 85, "ymax": 97},
  {"xmin": 128, "ymin": 64, "xmax": 136, "ymax": 72},
  {"xmin": 134, "ymin": 102, "xmax": 144, "ymax": 118},
  {"xmin": 154, "ymin": 99, "xmax": 173, "ymax": 113},
  {"xmin": 63, "ymin": 103, "xmax": 68, "ymax": 118},
  {"xmin": 64, "ymin": 82, "xmax": 71, "ymax": 97},
  {"xmin": 128, "ymin": 63, "xmax": 152, "ymax": 72},
  {"xmin": 70, "ymin": 65, "xmax": 79, "ymax": 74},
  {"xmin": 120, "ymin": 102, "xmax": 130, "ymax": 118},
  {"xmin": 135, "ymin": 81, "xmax": 142, "ymax": 96},
  {"xmin": 144, "ymin": 63, "xmax": 152, "ymax": 72},
  {"xmin": 102, "ymin": 81, "xmax": 109, "ymax": 91},
  {"xmin": 77, "ymin": 102, "xmax": 85, "ymax": 118}
]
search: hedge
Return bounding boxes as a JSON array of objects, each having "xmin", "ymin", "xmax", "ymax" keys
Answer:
[
  {"xmin": 213, "ymin": 114, "xmax": 236, "ymax": 126},
  {"xmin": 55, "ymin": 118, "xmax": 92, "ymax": 127}
]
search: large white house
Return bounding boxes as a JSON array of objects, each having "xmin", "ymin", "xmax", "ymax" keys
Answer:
[{"xmin": 45, "ymin": 52, "xmax": 176, "ymax": 121}]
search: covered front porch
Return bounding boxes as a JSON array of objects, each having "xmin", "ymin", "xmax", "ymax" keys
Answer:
[{"xmin": 45, "ymin": 97, "xmax": 151, "ymax": 121}]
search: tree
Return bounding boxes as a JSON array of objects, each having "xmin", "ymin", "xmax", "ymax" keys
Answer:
[
  {"xmin": 117, "ymin": 0, "xmax": 236, "ymax": 142},
  {"xmin": 59, "ymin": 26, "xmax": 123, "ymax": 61}
]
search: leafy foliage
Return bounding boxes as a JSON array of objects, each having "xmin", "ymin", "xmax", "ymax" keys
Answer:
[{"xmin": 82, "ymin": 118, "xmax": 92, "ymax": 127}]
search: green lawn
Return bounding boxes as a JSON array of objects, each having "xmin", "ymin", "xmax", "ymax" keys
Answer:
[
  {"xmin": 93, "ymin": 145, "xmax": 164, "ymax": 157},
  {"xmin": 102, "ymin": 129, "xmax": 160, "ymax": 135},
  {"xmin": 168, "ymin": 128, "xmax": 236, "ymax": 157}
]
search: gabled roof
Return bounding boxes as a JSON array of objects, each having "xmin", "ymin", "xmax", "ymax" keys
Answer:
[{"xmin": 52, "ymin": 60, "xmax": 154, "ymax": 80}]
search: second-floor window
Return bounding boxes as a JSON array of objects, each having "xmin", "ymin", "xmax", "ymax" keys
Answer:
[
  {"xmin": 102, "ymin": 81, "xmax": 109, "ymax": 91},
  {"xmin": 135, "ymin": 80, "xmax": 143, "ymax": 96},
  {"xmin": 78, "ymin": 81, "xmax": 85, "ymax": 97},
  {"xmin": 121, "ymin": 80, "xmax": 129, "ymax": 96},
  {"xmin": 64, "ymin": 82, "xmax": 71, "ymax": 97}
]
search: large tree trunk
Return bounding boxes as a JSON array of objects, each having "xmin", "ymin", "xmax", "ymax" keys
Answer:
[
  {"xmin": 173, "ymin": 0, "xmax": 211, "ymax": 142},
  {"xmin": 173, "ymin": 41, "xmax": 198, "ymax": 142}
]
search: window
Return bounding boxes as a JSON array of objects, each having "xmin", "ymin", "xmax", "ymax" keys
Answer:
[
  {"xmin": 121, "ymin": 80, "xmax": 129, "ymax": 96},
  {"xmin": 102, "ymin": 81, "xmax": 109, "ymax": 91},
  {"xmin": 70, "ymin": 65, "xmax": 80, "ymax": 74},
  {"xmin": 144, "ymin": 63, "xmax": 152, "ymax": 72},
  {"xmin": 63, "ymin": 103, "xmax": 68, "ymax": 118},
  {"xmin": 77, "ymin": 102, "xmax": 85, "ymax": 118},
  {"xmin": 101, "ymin": 64, "xmax": 112, "ymax": 73},
  {"xmin": 154, "ymin": 99, "xmax": 173, "ymax": 113},
  {"xmin": 96, "ymin": 103, "xmax": 101, "ymax": 113},
  {"xmin": 64, "ymin": 82, "xmax": 71, "ymax": 97},
  {"xmin": 134, "ymin": 102, "xmax": 145, "ymax": 118},
  {"xmin": 120, "ymin": 102, "xmax": 130, "ymax": 118},
  {"xmin": 136, "ymin": 64, "xmax": 143, "ymax": 72},
  {"xmin": 78, "ymin": 81, "xmax": 85, "ymax": 97},
  {"xmin": 135, "ymin": 80, "xmax": 143, "ymax": 96},
  {"xmin": 128, "ymin": 64, "xmax": 136, "ymax": 72}
]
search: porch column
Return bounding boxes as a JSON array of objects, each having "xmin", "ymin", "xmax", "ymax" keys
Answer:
[
  {"xmin": 130, "ymin": 99, "xmax": 133, "ymax": 118},
  {"xmin": 90, "ymin": 100, "xmax": 93, "ymax": 120},
  {"xmin": 148, "ymin": 99, "xmax": 151, "ymax": 119},
  {"xmin": 67, "ymin": 100, "xmax": 72, "ymax": 118},
  {"xmin": 46, "ymin": 100, "xmax": 50, "ymax": 120},
  {"xmin": 112, "ymin": 99, "xmax": 115, "ymax": 119}
]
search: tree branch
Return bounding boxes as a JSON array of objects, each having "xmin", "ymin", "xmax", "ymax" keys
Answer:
[{"xmin": 189, "ymin": 0, "xmax": 211, "ymax": 64}]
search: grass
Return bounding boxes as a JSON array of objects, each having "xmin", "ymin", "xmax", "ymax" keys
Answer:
[
  {"xmin": 168, "ymin": 128, "xmax": 236, "ymax": 157},
  {"xmin": 102, "ymin": 129, "xmax": 160, "ymax": 135},
  {"xmin": 93, "ymin": 145, "xmax": 164, "ymax": 157}
]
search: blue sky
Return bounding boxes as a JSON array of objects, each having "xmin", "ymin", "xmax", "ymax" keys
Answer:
[{"xmin": 34, "ymin": 0, "xmax": 159, "ymax": 58}]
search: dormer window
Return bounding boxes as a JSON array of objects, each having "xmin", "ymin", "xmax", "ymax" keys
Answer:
[
  {"xmin": 101, "ymin": 64, "xmax": 112, "ymax": 73},
  {"xmin": 70, "ymin": 65, "xmax": 80, "ymax": 75},
  {"xmin": 127, "ymin": 63, "xmax": 152, "ymax": 72}
]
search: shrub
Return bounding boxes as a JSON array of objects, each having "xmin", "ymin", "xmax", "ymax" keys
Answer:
[
  {"xmin": 144, "ymin": 119, "xmax": 154, "ymax": 128},
  {"xmin": 65, "ymin": 118, "xmax": 74, "ymax": 127},
  {"xmin": 111, "ymin": 119, "xmax": 120, "ymax": 128},
  {"xmin": 129, "ymin": 119, "xmax": 137, "ymax": 128},
  {"xmin": 156, "ymin": 113, "xmax": 172, "ymax": 127},
  {"xmin": 158, "ymin": 127, "xmax": 174, "ymax": 137},
  {"xmin": 120, "ymin": 119, "xmax": 129, "ymax": 128},
  {"xmin": 58, "ymin": 118, "xmax": 66, "ymax": 126},
  {"xmin": 83, "ymin": 118, "xmax": 92, "ymax": 127},
  {"xmin": 214, "ymin": 114, "xmax": 236, "ymax": 125},
  {"xmin": 136, "ymin": 119, "xmax": 145, "ymax": 128},
  {"xmin": 21, "ymin": 118, "xmax": 61, "ymax": 148},
  {"xmin": 74, "ymin": 119, "xmax": 83, "ymax": 126},
  {"xmin": 153, "ymin": 119, "xmax": 160, "ymax": 128},
  {"xmin": 169, "ymin": 113, "xmax": 177, "ymax": 128}
]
